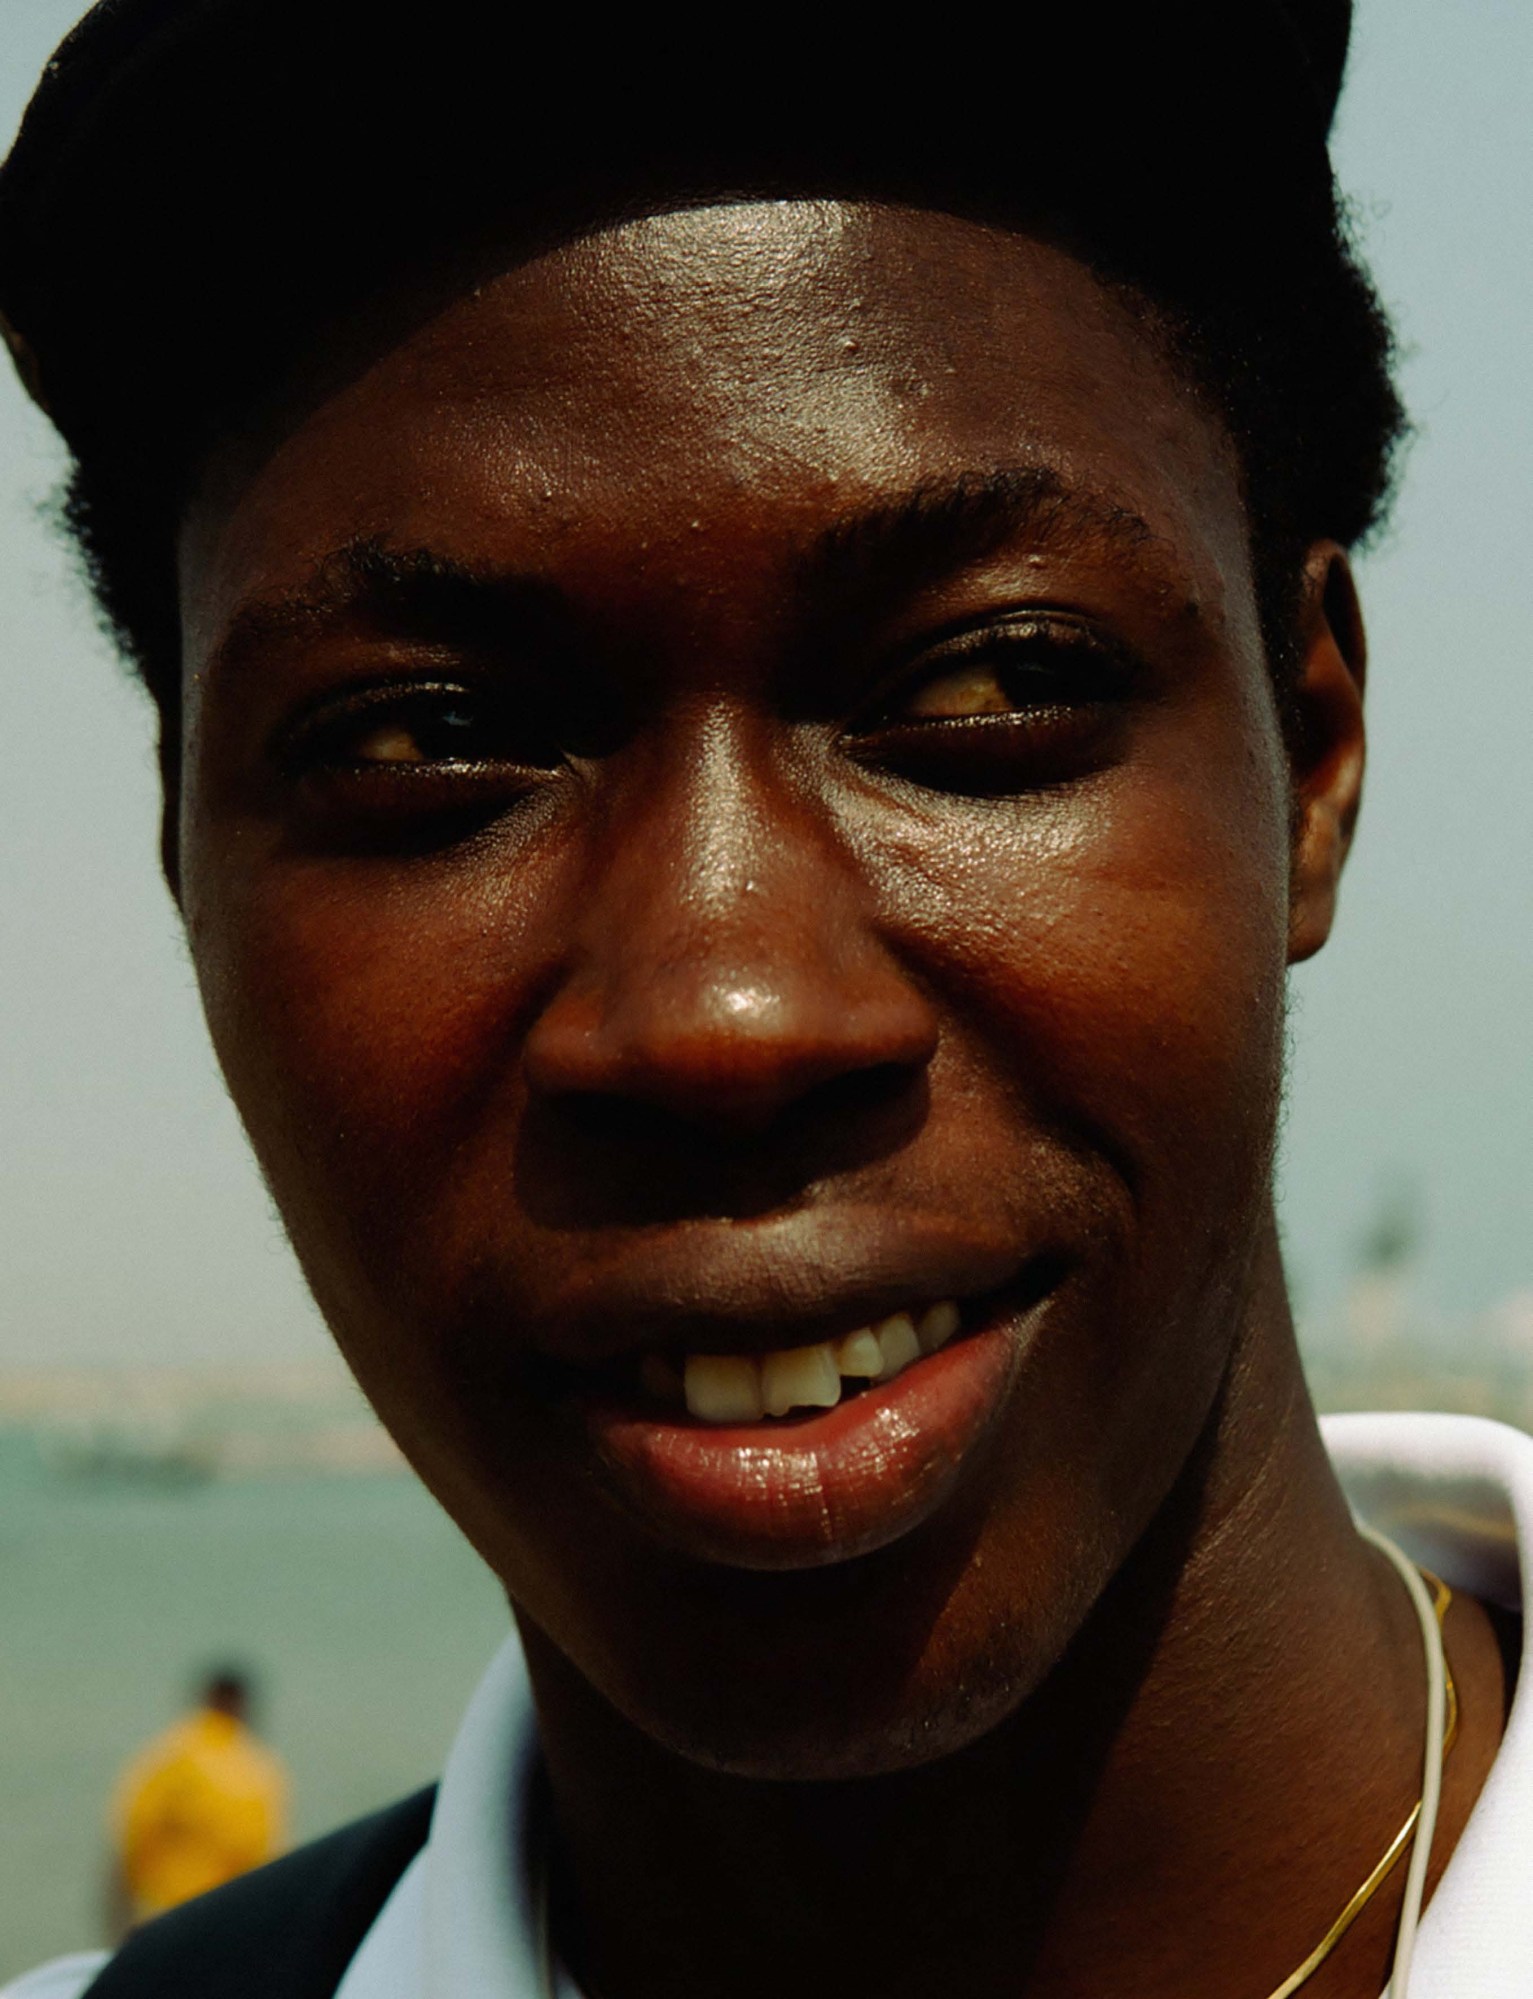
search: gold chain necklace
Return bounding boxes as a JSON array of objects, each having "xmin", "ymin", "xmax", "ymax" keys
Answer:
[{"xmin": 1263, "ymin": 1568, "xmax": 1458, "ymax": 1999}]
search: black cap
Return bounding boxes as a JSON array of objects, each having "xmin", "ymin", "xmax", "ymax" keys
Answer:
[{"xmin": 0, "ymin": 1, "xmax": 1354, "ymax": 500}]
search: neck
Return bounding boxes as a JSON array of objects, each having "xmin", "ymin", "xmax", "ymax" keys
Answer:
[{"xmin": 518, "ymin": 1239, "xmax": 1447, "ymax": 1999}]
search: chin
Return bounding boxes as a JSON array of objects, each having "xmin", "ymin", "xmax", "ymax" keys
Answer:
[
  {"xmin": 537, "ymin": 1511, "xmax": 1113, "ymax": 1783},
  {"xmin": 646, "ymin": 1651, "xmax": 1049, "ymax": 1781}
]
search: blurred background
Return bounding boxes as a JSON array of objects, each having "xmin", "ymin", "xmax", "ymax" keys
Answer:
[{"xmin": 2, "ymin": 0, "xmax": 1530, "ymax": 1977}]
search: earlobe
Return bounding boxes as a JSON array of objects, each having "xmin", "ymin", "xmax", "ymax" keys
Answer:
[{"xmin": 1286, "ymin": 544, "xmax": 1367, "ymax": 965}]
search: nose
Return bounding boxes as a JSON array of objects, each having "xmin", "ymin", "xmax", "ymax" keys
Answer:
[{"xmin": 522, "ymin": 715, "xmax": 938, "ymax": 1140}]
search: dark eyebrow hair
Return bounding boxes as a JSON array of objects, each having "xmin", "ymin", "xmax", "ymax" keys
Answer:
[
  {"xmin": 202, "ymin": 539, "xmax": 580, "ymax": 689},
  {"xmin": 202, "ymin": 467, "xmax": 1169, "ymax": 688},
  {"xmin": 798, "ymin": 465, "xmax": 1159, "ymax": 603},
  {"xmin": 791, "ymin": 465, "xmax": 1167, "ymax": 615}
]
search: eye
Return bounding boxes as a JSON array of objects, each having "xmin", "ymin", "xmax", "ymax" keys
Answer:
[
  {"xmin": 280, "ymin": 681, "xmax": 562, "ymax": 776},
  {"xmin": 336, "ymin": 699, "xmax": 489, "ymax": 767},
  {"xmin": 844, "ymin": 616, "xmax": 1136, "ymax": 795},
  {"xmin": 271, "ymin": 680, "xmax": 565, "ymax": 845},
  {"xmin": 901, "ymin": 662, "xmax": 1034, "ymax": 719},
  {"xmin": 889, "ymin": 619, "xmax": 1127, "ymax": 721}
]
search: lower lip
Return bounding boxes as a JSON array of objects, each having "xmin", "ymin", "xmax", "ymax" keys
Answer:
[{"xmin": 584, "ymin": 1319, "xmax": 1022, "ymax": 1570}]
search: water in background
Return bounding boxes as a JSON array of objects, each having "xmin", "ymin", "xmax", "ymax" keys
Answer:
[
  {"xmin": 7, "ymin": 1247, "xmax": 1533, "ymax": 1980},
  {"xmin": 0, "ymin": 1423, "xmax": 508, "ymax": 1981}
]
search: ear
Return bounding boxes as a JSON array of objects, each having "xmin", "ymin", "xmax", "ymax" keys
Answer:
[{"xmin": 1286, "ymin": 542, "xmax": 1367, "ymax": 965}]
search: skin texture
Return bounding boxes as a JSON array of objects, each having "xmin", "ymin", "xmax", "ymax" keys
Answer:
[{"xmin": 175, "ymin": 204, "xmax": 1506, "ymax": 1998}]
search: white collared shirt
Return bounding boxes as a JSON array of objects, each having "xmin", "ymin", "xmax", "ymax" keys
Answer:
[{"xmin": 11, "ymin": 1412, "xmax": 1533, "ymax": 1998}]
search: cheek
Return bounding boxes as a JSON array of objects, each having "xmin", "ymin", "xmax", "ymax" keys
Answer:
[
  {"xmin": 183, "ymin": 830, "xmax": 561, "ymax": 1308},
  {"xmin": 867, "ymin": 731, "xmax": 1292, "ymax": 1282}
]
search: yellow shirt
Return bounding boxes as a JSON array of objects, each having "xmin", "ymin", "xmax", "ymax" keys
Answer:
[{"xmin": 110, "ymin": 1708, "xmax": 289, "ymax": 1918}]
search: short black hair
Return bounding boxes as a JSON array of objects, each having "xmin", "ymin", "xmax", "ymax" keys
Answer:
[{"xmin": 1, "ymin": 1, "xmax": 1402, "ymax": 731}]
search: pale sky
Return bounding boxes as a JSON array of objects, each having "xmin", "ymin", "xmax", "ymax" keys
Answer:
[{"xmin": 2, "ymin": 0, "xmax": 1530, "ymax": 1367}]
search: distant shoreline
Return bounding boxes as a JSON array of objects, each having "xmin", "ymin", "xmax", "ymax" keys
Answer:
[{"xmin": 0, "ymin": 1358, "xmax": 406, "ymax": 1479}]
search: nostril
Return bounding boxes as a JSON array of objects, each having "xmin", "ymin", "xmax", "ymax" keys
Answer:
[
  {"xmin": 556, "ymin": 1092, "xmax": 696, "ymax": 1149},
  {"xmin": 518, "ymin": 1046, "xmax": 933, "ymax": 1227},
  {"xmin": 549, "ymin": 1056, "xmax": 926, "ymax": 1153},
  {"xmin": 797, "ymin": 1060, "xmax": 921, "ymax": 1128}
]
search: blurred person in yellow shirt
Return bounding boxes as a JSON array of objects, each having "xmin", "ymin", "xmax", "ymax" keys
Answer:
[{"xmin": 107, "ymin": 1668, "xmax": 288, "ymax": 1936}]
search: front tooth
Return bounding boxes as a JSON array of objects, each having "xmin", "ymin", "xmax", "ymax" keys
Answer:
[
  {"xmin": 685, "ymin": 1353, "xmax": 766, "ymax": 1424},
  {"xmin": 762, "ymin": 1342, "xmax": 842, "ymax": 1418},
  {"xmin": 874, "ymin": 1313, "xmax": 921, "ymax": 1380},
  {"xmin": 918, "ymin": 1301, "xmax": 961, "ymax": 1353},
  {"xmin": 834, "ymin": 1329, "xmax": 884, "ymax": 1378}
]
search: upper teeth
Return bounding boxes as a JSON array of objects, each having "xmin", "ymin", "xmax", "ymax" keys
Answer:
[{"xmin": 672, "ymin": 1300, "xmax": 962, "ymax": 1425}]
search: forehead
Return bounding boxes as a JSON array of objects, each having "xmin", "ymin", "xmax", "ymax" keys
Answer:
[{"xmin": 181, "ymin": 201, "xmax": 1253, "ymax": 662}]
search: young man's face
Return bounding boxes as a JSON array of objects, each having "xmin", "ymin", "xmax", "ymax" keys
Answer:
[{"xmin": 176, "ymin": 202, "xmax": 1336, "ymax": 1777}]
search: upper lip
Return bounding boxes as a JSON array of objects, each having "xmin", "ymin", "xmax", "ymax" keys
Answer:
[{"xmin": 509, "ymin": 1207, "xmax": 1042, "ymax": 1368}]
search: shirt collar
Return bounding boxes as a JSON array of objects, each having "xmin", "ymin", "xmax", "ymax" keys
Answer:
[
  {"xmin": 1324, "ymin": 1412, "xmax": 1533, "ymax": 1995},
  {"xmin": 335, "ymin": 1638, "xmax": 550, "ymax": 1999}
]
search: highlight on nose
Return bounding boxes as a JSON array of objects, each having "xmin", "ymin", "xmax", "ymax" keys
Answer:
[{"xmin": 521, "ymin": 959, "xmax": 939, "ymax": 1140}]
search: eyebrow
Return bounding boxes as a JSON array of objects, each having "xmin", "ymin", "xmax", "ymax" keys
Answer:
[
  {"xmin": 799, "ymin": 465, "xmax": 1158, "ymax": 597},
  {"xmin": 201, "ymin": 466, "xmax": 1170, "ymax": 688},
  {"xmin": 202, "ymin": 541, "xmax": 579, "ymax": 689},
  {"xmin": 790, "ymin": 466, "xmax": 1166, "ymax": 652}
]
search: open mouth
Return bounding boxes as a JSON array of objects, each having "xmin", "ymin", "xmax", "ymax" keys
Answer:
[{"xmin": 566, "ymin": 1261, "xmax": 1062, "ymax": 1568}]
